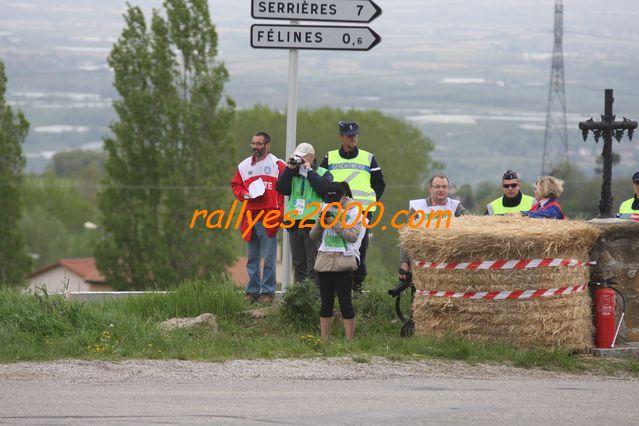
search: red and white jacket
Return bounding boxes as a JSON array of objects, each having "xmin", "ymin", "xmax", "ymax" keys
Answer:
[{"xmin": 231, "ymin": 153, "xmax": 286, "ymax": 241}]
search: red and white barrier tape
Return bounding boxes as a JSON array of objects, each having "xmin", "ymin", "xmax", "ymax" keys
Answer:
[
  {"xmin": 415, "ymin": 284, "xmax": 587, "ymax": 300},
  {"xmin": 414, "ymin": 258, "xmax": 595, "ymax": 270}
]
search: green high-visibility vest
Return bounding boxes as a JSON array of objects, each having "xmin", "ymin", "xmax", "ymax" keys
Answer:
[
  {"xmin": 286, "ymin": 167, "xmax": 328, "ymax": 221},
  {"xmin": 327, "ymin": 149, "xmax": 377, "ymax": 211},
  {"xmin": 619, "ymin": 197, "xmax": 639, "ymax": 214},
  {"xmin": 487, "ymin": 194, "xmax": 535, "ymax": 215}
]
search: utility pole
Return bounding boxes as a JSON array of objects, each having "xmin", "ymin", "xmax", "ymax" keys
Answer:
[
  {"xmin": 579, "ymin": 89, "xmax": 637, "ymax": 218},
  {"xmin": 541, "ymin": 0, "xmax": 568, "ymax": 175}
]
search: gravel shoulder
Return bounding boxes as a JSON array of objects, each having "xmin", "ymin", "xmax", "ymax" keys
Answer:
[{"xmin": 1, "ymin": 357, "xmax": 636, "ymax": 384}]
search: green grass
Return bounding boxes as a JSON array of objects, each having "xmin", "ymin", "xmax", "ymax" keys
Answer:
[{"xmin": 1, "ymin": 278, "xmax": 637, "ymax": 375}]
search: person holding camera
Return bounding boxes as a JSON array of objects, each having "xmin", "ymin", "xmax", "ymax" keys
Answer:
[
  {"xmin": 320, "ymin": 120, "xmax": 385, "ymax": 293},
  {"xmin": 276, "ymin": 143, "xmax": 333, "ymax": 285},
  {"xmin": 310, "ymin": 181, "xmax": 365, "ymax": 340}
]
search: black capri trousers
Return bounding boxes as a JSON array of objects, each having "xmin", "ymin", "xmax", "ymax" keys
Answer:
[{"xmin": 318, "ymin": 271, "xmax": 355, "ymax": 320}]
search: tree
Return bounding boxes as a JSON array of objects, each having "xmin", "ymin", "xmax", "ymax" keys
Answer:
[
  {"xmin": 550, "ymin": 161, "xmax": 599, "ymax": 218},
  {"xmin": 47, "ymin": 150, "xmax": 106, "ymax": 180},
  {"xmin": 20, "ymin": 177, "xmax": 99, "ymax": 268},
  {"xmin": 96, "ymin": 0, "xmax": 236, "ymax": 289},
  {"xmin": 0, "ymin": 60, "xmax": 31, "ymax": 285}
]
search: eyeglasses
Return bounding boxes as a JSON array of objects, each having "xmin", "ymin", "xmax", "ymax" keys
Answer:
[
  {"xmin": 431, "ymin": 185, "xmax": 448, "ymax": 190},
  {"xmin": 250, "ymin": 141, "xmax": 266, "ymax": 147},
  {"xmin": 503, "ymin": 183, "xmax": 519, "ymax": 189}
]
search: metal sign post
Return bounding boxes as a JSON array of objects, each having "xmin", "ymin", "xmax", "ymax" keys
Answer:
[
  {"xmin": 250, "ymin": 0, "xmax": 382, "ymax": 293},
  {"xmin": 282, "ymin": 20, "xmax": 299, "ymax": 293}
]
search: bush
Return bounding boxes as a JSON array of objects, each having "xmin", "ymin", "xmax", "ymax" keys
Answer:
[
  {"xmin": 279, "ymin": 280, "xmax": 319, "ymax": 332},
  {"xmin": 354, "ymin": 289, "xmax": 395, "ymax": 321},
  {"xmin": 0, "ymin": 286, "xmax": 89, "ymax": 339}
]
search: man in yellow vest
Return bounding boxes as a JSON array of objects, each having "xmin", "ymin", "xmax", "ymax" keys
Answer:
[
  {"xmin": 319, "ymin": 120, "xmax": 386, "ymax": 292},
  {"xmin": 485, "ymin": 169, "xmax": 535, "ymax": 215},
  {"xmin": 618, "ymin": 171, "xmax": 639, "ymax": 215},
  {"xmin": 276, "ymin": 142, "xmax": 333, "ymax": 285}
]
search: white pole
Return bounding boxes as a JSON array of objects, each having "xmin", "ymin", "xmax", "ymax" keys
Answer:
[{"xmin": 282, "ymin": 20, "xmax": 299, "ymax": 294}]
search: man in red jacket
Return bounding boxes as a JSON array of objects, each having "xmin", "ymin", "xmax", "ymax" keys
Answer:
[{"xmin": 231, "ymin": 132, "xmax": 286, "ymax": 302}]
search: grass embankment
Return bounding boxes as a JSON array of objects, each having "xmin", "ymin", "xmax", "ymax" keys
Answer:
[{"xmin": 1, "ymin": 277, "xmax": 637, "ymax": 375}]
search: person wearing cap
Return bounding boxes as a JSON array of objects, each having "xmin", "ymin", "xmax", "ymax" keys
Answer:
[
  {"xmin": 521, "ymin": 175, "xmax": 565, "ymax": 219},
  {"xmin": 231, "ymin": 131, "xmax": 286, "ymax": 303},
  {"xmin": 618, "ymin": 171, "xmax": 639, "ymax": 215},
  {"xmin": 399, "ymin": 174, "xmax": 467, "ymax": 281},
  {"xmin": 485, "ymin": 170, "xmax": 535, "ymax": 215},
  {"xmin": 276, "ymin": 142, "xmax": 333, "ymax": 285},
  {"xmin": 319, "ymin": 120, "xmax": 385, "ymax": 293}
]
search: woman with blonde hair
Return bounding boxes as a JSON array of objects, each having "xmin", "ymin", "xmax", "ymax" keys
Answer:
[{"xmin": 522, "ymin": 175, "xmax": 565, "ymax": 219}]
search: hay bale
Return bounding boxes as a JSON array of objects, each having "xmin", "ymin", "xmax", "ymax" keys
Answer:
[
  {"xmin": 400, "ymin": 216, "xmax": 600, "ymax": 350},
  {"xmin": 400, "ymin": 215, "xmax": 600, "ymax": 262},
  {"xmin": 412, "ymin": 267, "xmax": 588, "ymax": 292},
  {"xmin": 413, "ymin": 292, "xmax": 592, "ymax": 350}
]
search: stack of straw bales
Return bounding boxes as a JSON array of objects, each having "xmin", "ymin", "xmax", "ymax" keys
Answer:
[{"xmin": 399, "ymin": 215, "xmax": 601, "ymax": 350}]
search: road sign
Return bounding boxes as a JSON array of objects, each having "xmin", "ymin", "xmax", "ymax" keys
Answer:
[
  {"xmin": 252, "ymin": 0, "xmax": 382, "ymax": 23},
  {"xmin": 251, "ymin": 24, "xmax": 381, "ymax": 51}
]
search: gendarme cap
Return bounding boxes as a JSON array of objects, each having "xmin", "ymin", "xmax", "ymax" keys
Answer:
[{"xmin": 338, "ymin": 120, "xmax": 359, "ymax": 136}]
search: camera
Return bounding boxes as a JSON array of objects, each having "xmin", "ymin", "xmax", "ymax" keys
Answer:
[
  {"xmin": 323, "ymin": 190, "xmax": 342, "ymax": 204},
  {"xmin": 388, "ymin": 269, "xmax": 412, "ymax": 297},
  {"xmin": 324, "ymin": 206, "xmax": 339, "ymax": 218},
  {"xmin": 287, "ymin": 155, "xmax": 303, "ymax": 166}
]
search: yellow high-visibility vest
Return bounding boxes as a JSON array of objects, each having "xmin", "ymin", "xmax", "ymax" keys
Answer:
[
  {"xmin": 487, "ymin": 194, "xmax": 535, "ymax": 215},
  {"xmin": 327, "ymin": 149, "xmax": 377, "ymax": 211},
  {"xmin": 619, "ymin": 197, "xmax": 639, "ymax": 214}
]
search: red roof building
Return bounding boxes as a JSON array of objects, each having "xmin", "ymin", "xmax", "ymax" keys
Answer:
[{"xmin": 27, "ymin": 258, "xmax": 110, "ymax": 293}]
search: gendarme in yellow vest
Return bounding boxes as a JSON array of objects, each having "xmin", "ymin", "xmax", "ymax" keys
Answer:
[
  {"xmin": 619, "ymin": 197, "xmax": 639, "ymax": 214},
  {"xmin": 487, "ymin": 194, "xmax": 535, "ymax": 215},
  {"xmin": 327, "ymin": 149, "xmax": 377, "ymax": 211}
]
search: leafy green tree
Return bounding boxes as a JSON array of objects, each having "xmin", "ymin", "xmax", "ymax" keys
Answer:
[
  {"xmin": 47, "ymin": 150, "xmax": 106, "ymax": 180},
  {"xmin": 45, "ymin": 150, "xmax": 106, "ymax": 201},
  {"xmin": 0, "ymin": 60, "xmax": 31, "ymax": 286},
  {"xmin": 97, "ymin": 0, "xmax": 235, "ymax": 289},
  {"xmin": 548, "ymin": 160, "xmax": 631, "ymax": 218},
  {"xmin": 20, "ymin": 177, "xmax": 99, "ymax": 268}
]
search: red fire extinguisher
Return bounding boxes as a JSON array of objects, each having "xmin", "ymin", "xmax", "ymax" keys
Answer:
[{"xmin": 591, "ymin": 278, "xmax": 626, "ymax": 349}]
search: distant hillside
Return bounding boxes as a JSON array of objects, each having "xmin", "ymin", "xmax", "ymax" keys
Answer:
[{"xmin": 2, "ymin": 0, "xmax": 638, "ymax": 183}]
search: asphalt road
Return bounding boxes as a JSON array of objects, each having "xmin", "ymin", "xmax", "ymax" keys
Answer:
[{"xmin": 0, "ymin": 359, "xmax": 637, "ymax": 425}]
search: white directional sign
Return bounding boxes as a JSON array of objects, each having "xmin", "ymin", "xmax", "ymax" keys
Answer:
[
  {"xmin": 251, "ymin": 24, "xmax": 381, "ymax": 51},
  {"xmin": 252, "ymin": 0, "xmax": 382, "ymax": 23}
]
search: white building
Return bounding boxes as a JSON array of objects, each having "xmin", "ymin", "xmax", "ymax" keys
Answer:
[{"xmin": 26, "ymin": 257, "xmax": 110, "ymax": 294}]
